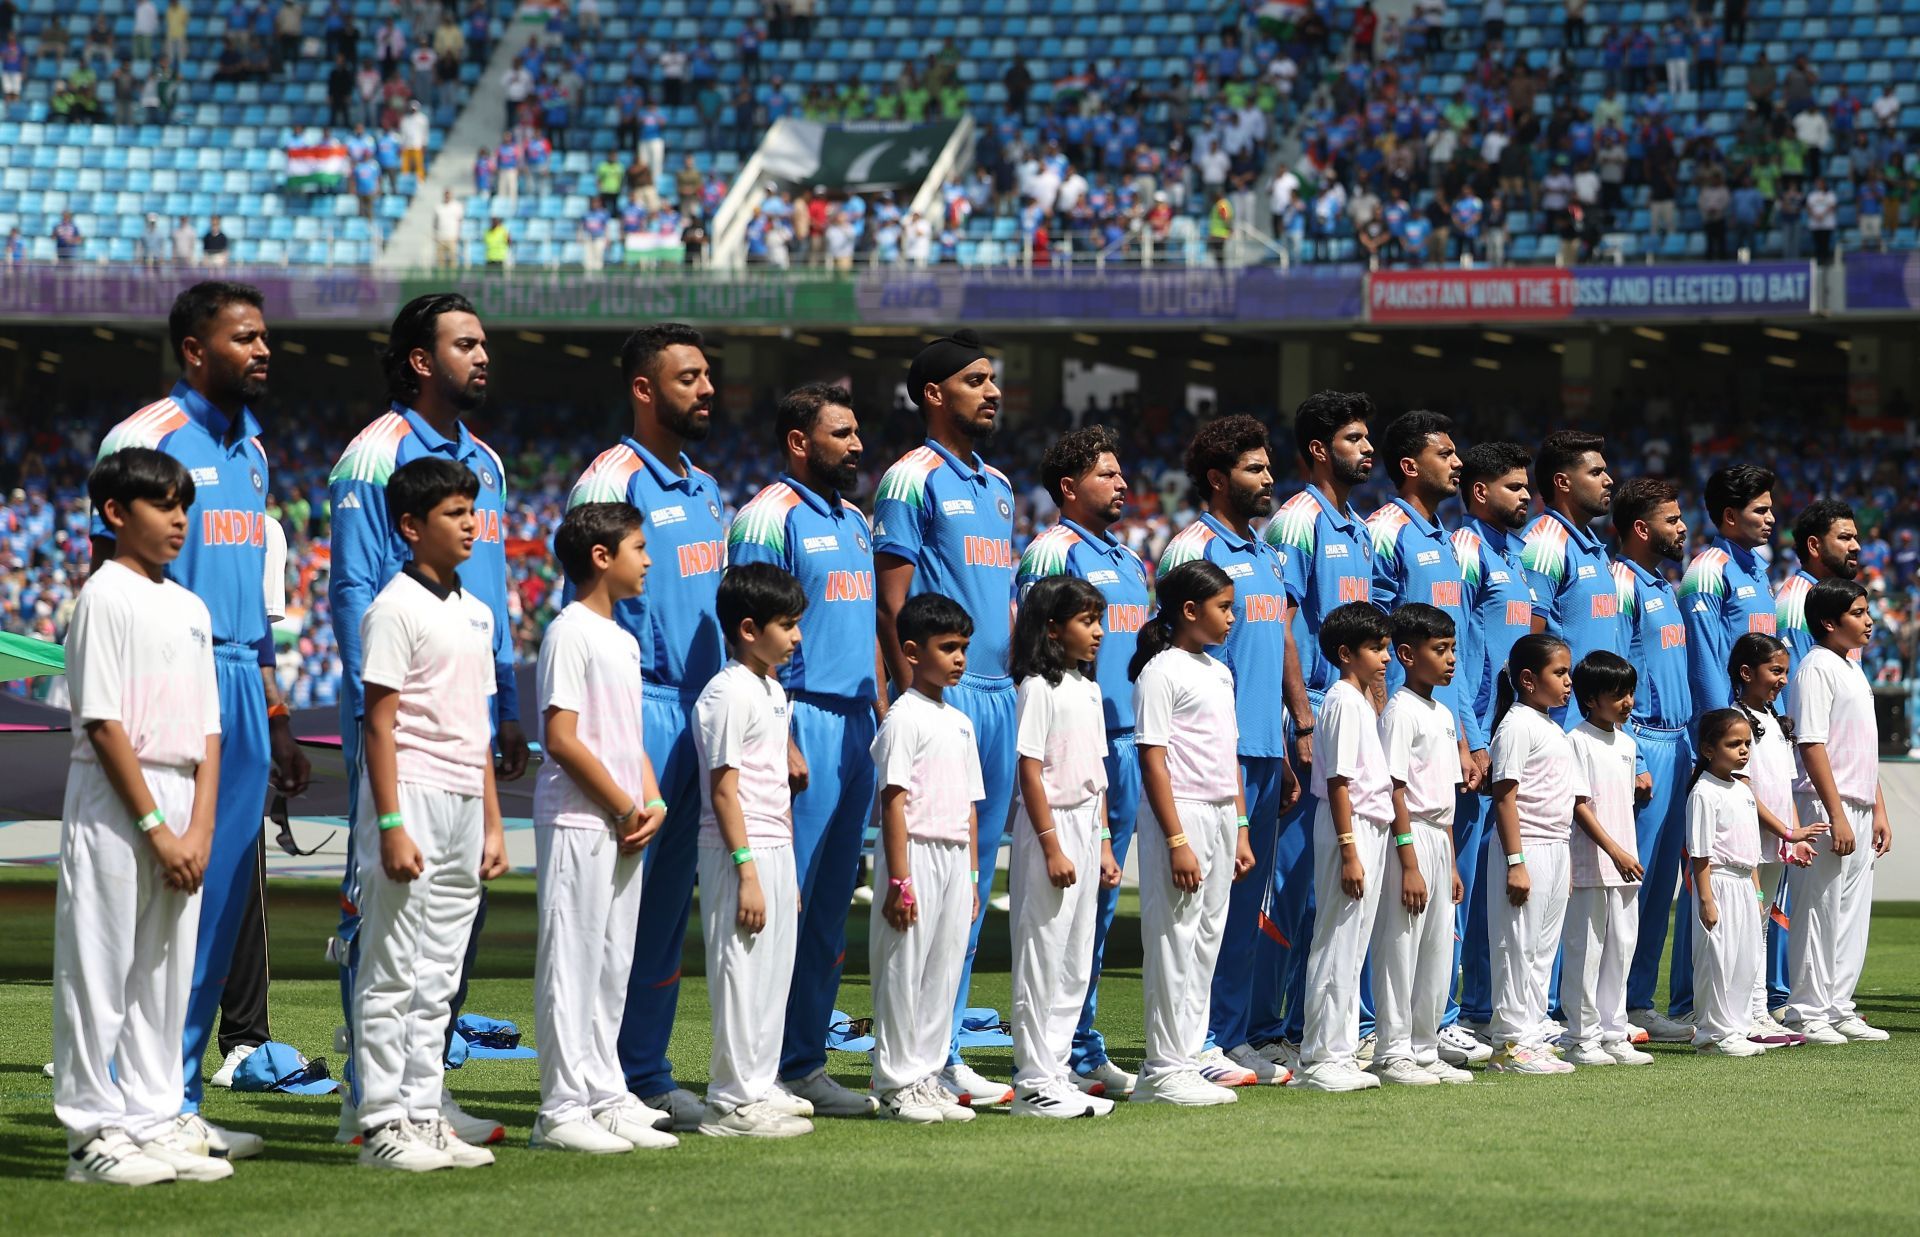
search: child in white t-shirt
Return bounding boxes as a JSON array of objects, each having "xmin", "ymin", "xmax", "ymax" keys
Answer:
[
  {"xmin": 531, "ymin": 502, "xmax": 676, "ymax": 1154},
  {"xmin": 868, "ymin": 593, "xmax": 984, "ymax": 1125},
  {"xmin": 54, "ymin": 449, "xmax": 224, "ymax": 1186},
  {"xmin": 1008, "ymin": 576, "xmax": 1119, "ymax": 1118},
  {"xmin": 695, "ymin": 562, "xmax": 810, "ymax": 1138}
]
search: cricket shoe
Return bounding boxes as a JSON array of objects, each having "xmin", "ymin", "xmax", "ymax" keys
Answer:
[
  {"xmin": 877, "ymin": 1081, "xmax": 943, "ymax": 1125},
  {"xmin": 172, "ymin": 1113, "xmax": 264, "ymax": 1160},
  {"xmin": 208, "ymin": 1044, "xmax": 257, "ymax": 1090},
  {"xmin": 1834, "ymin": 1016, "xmax": 1891, "ymax": 1042},
  {"xmin": 1747, "ymin": 1020, "xmax": 1805, "ymax": 1048},
  {"xmin": 1287, "ymin": 1062, "xmax": 1381, "ymax": 1092},
  {"xmin": 66, "ymin": 1130, "xmax": 175, "ymax": 1186},
  {"xmin": 1195, "ymin": 1046, "xmax": 1257, "ymax": 1088},
  {"xmin": 1072, "ymin": 1058, "xmax": 1136, "ymax": 1097},
  {"xmin": 529, "ymin": 1115, "xmax": 633, "ymax": 1154},
  {"xmin": 1371, "ymin": 1058, "xmax": 1439, "ymax": 1086},
  {"xmin": 1628, "ymin": 1008, "xmax": 1696, "ymax": 1043},
  {"xmin": 1131, "ymin": 1069, "xmax": 1237, "ymax": 1106},
  {"xmin": 138, "ymin": 1126, "xmax": 235, "ymax": 1182},
  {"xmin": 641, "ymin": 1087, "xmax": 707, "ymax": 1132},
  {"xmin": 1561, "ymin": 1041, "xmax": 1619, "ymax": 1067},
  {"xmin": 941, "ymin": 1063, "xmax": 1013, "ymax": 1108},
  {"xmin": 697, "ymin": 1101, "xmax": 813, "ymax": 1139},
  {"xmin": 595, "ymin": 1097, "xmax": 680, "ymax": 1148},
  {"xmin": 759, "ymin": 1084, "xmax": 815, "ymax": 1119},
  {"xmin": 1792, "ymin": 1020, "xmax": 1849, "ymax": 1046},
  {"xmin": 782, "ymin": 1067, "xmax": 878, "ymax": 1117},
  {"xmin": 1012, "ymin": 1081, "xmax": 1104, "ymax": 1119},
  {"xmin": 1437, "ymin": 1025, "xmax": 1492, "ymax": 1066},
  {"xmin": 1255, "ymin": 1040, "xmax": 1301, "ymax": 1072},
  {"xmin": 1354, "ymin": 1033, "xmax": 1377, "ymax": 1065},
  {"xmin": 358, "ymin": 1120, "xmax": 452, "ymax": 1172},
  {"xmin": 1604, "ymin": 1042, "xmax": 1656, "ymax": 1066},
  {"xmin": 1422, "ymin": 1060, "xmax": 1475, "ymax": 1084},
  {"xmin": 440, "ymin": 1089, "xmax": 505, "ymax": 1145},
  {"xmin": 1226, "ymin": 1043, "xmax": 1291, "ymax": 1085},
  {"xmin": 427, "ymin": 1118, "xmax": 495, "ymax": 1167},
  {"xmin": 1696, "ymin": 1034, "xmax": 1766, "ymax": 1057},
  {"xmin": 1489, "ymin": 1043, "xmax": 1573, "ymax": 1075}
]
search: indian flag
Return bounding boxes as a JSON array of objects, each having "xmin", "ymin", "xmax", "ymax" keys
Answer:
[{"xmin": 285, "ymin": 141, "xmax": 349, "ymax": 191}]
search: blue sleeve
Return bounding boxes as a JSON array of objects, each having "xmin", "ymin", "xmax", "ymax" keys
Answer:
[
  {"xmin": 256, "ymin": 629, "xmax": 275, "ymax": 669},
  {"xmin": 1369, "ymin": 529, "xmax": 1400, "ymax": 615},
  {"xmin": 493, "ymin": 619, "xmax": 519, "ymax": 725},
  {"xmin": 727, "ymin": 536, "xmax": 786, "ymax": 570},
  {"xmin": 327, "ymin": 474, "xmax": 397, "ymax": 721},
  {"xmin": 1683, "ymin": 596, "xmax": 1731, "ymax": 715},
  {"xmin": 870, "ymin": 484, "xmax": 926, "ymax": 566}
]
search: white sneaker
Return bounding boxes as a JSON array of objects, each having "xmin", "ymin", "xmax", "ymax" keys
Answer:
[
  {"xmin": 1795, "ymin": 1020, "xmax": 1850, "ymax": 1046},
  {"xmin": 67, "ymin": 1130, "xmax": 176, "ymax": 1186},
  {"xmin": 850, "ymin": 884, "xmax": 874, "ymax": 906},
  {"xmin": 1226, "ymin": 1043, "xmax": 1291, "ymax": 1085},
  {"xmin": 439, "ymin": 1089, "xmax": 505, "ymax": 1146},
  {"xmin": 208, "ymin": 1044, "xmax": 258, "ymax": 1089},
  {"xmin": 1287, "ymin": 1061, "xmax": 1381, "ymax": 1092},
  {"xmin": 1255, "ymin": 1040, "xmax": 1301, "ymax": 1072},
  {"xmin": 641, "ymin": 1087, "xmax": 707, "ymax": 1132},
  {"xmin": 1372, "ymin": 1058, "xmax": 1440, "ymax": 1086},
  {"xmin": 783, "ymin": 1067, "xmax": 879, "ymax": 1117},
  {"xmin": 1072, "ymin": 1058, "xmax": 1136, "ymax": 1097},
  {"xmin": 1195, "ymin": 1046, "xmax": 1257, "ymax": 1088},
  {"xmin": 1131, "ymin": 1068, "xmax": 1237, "ymax": 1106},
  {"xmin": 358, "ymin": 1120, "xmax": 452, "ymax": 1172},
  {"xmin": 1604, "ymin": 1042, "xmax": 1656, "ymax": 1066},
  {"xmin": 1354, "ymin": 1032, "xmax": 1378, "ymax": 1065},
  {"xmin": 1696, "ymin": 1034, "xmax": 1766, "ymax": 1057},
  {"xmin": 1422, "ymin": 1059, "xmax": 1475, "ymax": 1085},
  {"xmin": 697, "ymin": 1100, "xmax": 813, "ymax": 1138},
  {"xmin": 426, "ymin": 1119, "xmax": 495, "ymax": 1167},
  {"xmin": 988, "ymin": 892, "xmax": 1011, "ymax": 913},
  {"xmin": 595, "ymin": 1098, "xmax": 680, "ymax": 1149},
  {"xmin": 138, "ymin": 1126, "xmax": 236, "ymax": 1181},
  {"xmin": 530, "ymin": 1115, "xmax": 633, "ymax": 1154},
  {"xmin": 333, "ymin": 1024, "xmax": 352, "ymax": 1054},
  {"xmin": 1489, "ymin": 1043, "xmax": 1574, "ymax": 1075},
  {"xmin": 761, "ymin": 1082, "xmax": 816, "ymax": 1118},
  {"xmin": 1012, "ymin": 1080, "xmax": 1099, "ymax": 1119},
  {"xmin": 1562, "ymin": 1042, "xmax": 1618, "ymax": 1067},
  {"xmin": 173, "ymin": 1112, "xmax": 264, "ymax": 1160},
  {"xmin": 1747, "ymin": 1020, "xmax": 1805, "ymax": 1047},
  {"xmin": 1626, "ymin": 1021, "xmax": 1651, "ymax": 1045},
  {"xmin": 941, "ymin": 1063, "xmax": 1013, "ymax": 1107},
  {"xmin": 334, "ymin": 1097, "xmax": 360, "ymax": 1145},
  {"xmin": 1834, "ymin": 1016, "xmax": 1891, "ymax": 1042},
  {"xmin": 925, "ymin": 1077, "xmax": 976, "ymax": 1122},
  {"xmin": 1437, "ymin": 1025, "xmax": 1493, "ymax": 1065},
  {"xmin": 1628, "ymin": 1008, "xmax": 1696, "ymax": 1044},
  {"xmin": 877, "ymin": 1080, "xmax": 944, "ymax": 1125}
]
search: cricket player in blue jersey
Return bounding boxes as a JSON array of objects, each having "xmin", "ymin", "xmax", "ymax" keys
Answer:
[
  {"xmin": 873, "ymin": 329, "xmax": 1019, "ymax": 1107},
  {"xmin": 727, "ymin": 383, "xmax": 883, "ymax": 1118},
  {"xmin": 568, "ymin": 323, "xmax": 726, "ymax": 1132},
  {"xmin": 1523, "ymin": 431, "xmax": 1627, "ymax": 720},
  {"xmin": 327, "ymin": 293, "xmax": 527, "ymax": 1146},
  {"xmin": 1778, "ymin": 500, "xmax": 1861, "ymax": 669},
  {"xmin": 1017, "ymin": 425, "xmax": 1151, "ymax": 1099},
  {"xmin": 1446, "ymin": 442, "xmax": 1536, "ymax": 1055},
  {"xmin": 1608, "ymin": 478, "xmax": 1698, "ymax": 1044},
  {"xmin": 93, "ymin": 282, "xmax": 310, "ymax": 1159}
]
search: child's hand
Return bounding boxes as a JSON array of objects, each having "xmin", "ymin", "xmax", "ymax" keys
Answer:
[
  {"xmin": 1451, "ymin": 868, "xmax": 1464, "ymax": 905},
  {"xmin": 1401, "ymin": 864, "xmax": 1428, "ymax": 914},
  {"xmin": 973, "ymin": 886, "xmax": 981, "ymax": 922},
  {"xmin": 479, "ymin": 827, "xmax": 508, "ymax": 881},
  {"xmin": 1340, "ymin": 852, "xmax": 1366, "ymax": 901},
  {"xmin": 148, "ymin": 827, "xmax": 203, "ymax": 894},
  {"xmin": 1506, "ymin": 862, "xmax": 1530, "ymax": 906},
  {"xmin": 1046, "ymin": 846, "xmax": 1077, "ymax": 889},
  {"xmin": 1279, "ymin": 759, "xmax": 1302, "ymax": 812},
  {"xmin": 1169, "ymin": 842, "xmax": 1202, "ymax": 894},
  {"xmin": 1099, "ymin": 840, "xmax": 1122, "ymax": 889},
  {"xmin": 736, "ymin": 868, "xmax": 766, "ymax": 934},
  {"xmin": 620, "ymin": 803, "xmax": 665, "ymax": 854},
  {"xmin": 883, "ymin": 880, "xmax": 917, "ymax": 931},
  {"xmin": 1789, "ymin": 821, "xmax": 1831, "ymax": 845},
  {"xmin": 1787, "ymin": 840, "xmax": 1816, "ymax": 867},
  {"xmin": 1232, "ymin": 833, "xmax": 1255, "ymax": 882},
  {"xmin": 380, "ymin": 827, "xmax": 425, "ymax": 883},
  {"xmin": 1872, "ymin": 815, "xmax": 1893, "ymax": 858},
  {"xmin": 1831, "ymin": 817, "xmax": 1857, "ymax": 856},
  {"xmin": 1611, "ymin": 848, "xmax": 1645, "ymax": 883},
  {"xmin": 1699, "ymin": 897, "xmax": 1719, "ymax": 932},
  {"xmin": 787, "ymin": 743, "xmax": 810, "ymax": 795}
]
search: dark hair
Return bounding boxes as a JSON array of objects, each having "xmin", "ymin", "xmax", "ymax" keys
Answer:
[
  {"xmin": 89, "ymin": 447, "xmax": 195, "ymax": 516},
  {"xmin": 168, "ymin": 280, "xmax": 264, "ymax": 366},
  {"xmin": 1184, "ymin": 414, "xmax": 1270, "ymax": 502},
  {"xmin": 1459, "ymin": 440, "xmax": 1532, "ymax": 492},
  {"xmin": 620, "ymin": 322, "xmax": 704, "ymax": 384},
  {"xmin": 1129, "ymin": 558, "xmax": 1233, "ymax": 681},
  {"xmin": 1292, "ymin": 389, "xmax": 1373, "ymax": 465},
  {"xmin": 1690, "ymin": 707, "xmax": 1753, "ymax": 791},
  {"xmin": 1391, "ymin": 601, "xmax": 1455, "ymax": 648},
  {"xmin": 1039, "ymin": 424, "xmax": 1120, "ymax": 507},
  {"xmin": 386, "ymin": 455, "xmax": 479, "ymax": 526},
  {"xmin": 1493, "ymin": 632, "xmax": 1570, "ymax": 731},
  {"xmin": 1792, "ymin": 498, "xmax": 1855, "ymax": 556},
  {"xmin": 1378, "ymin": 410, "xmax": 1453, "ymax": 492},
  {"xmin": 553, "ymin": 501, "xmax": 643, "ymax": 585},
  {"xmin": 717, "ymin": 561, "xmax": 808, "ymax": 641},
  {"xmin": 1572, "ymin": 649, "xmax": 1637, "ymax": 714},
  {"xmin": 1805, "ymin": 576, "xmax": 1868, "ymax": 639},
  {"xmin": 1729, "ymin": 631, "xmax": 1794, "ymax": 744},
  {"xmin": 1704, "ymin": 464, "xmax": 1777, "ymax": 531},
  {"xmin": 1534, "ymin": 430, "xmax": 1605, "ymax": 499},
  {"xmin": 773, "ymin": 381, "xmax": 852, "ymax": 446},
  {"xmin": 1610, "ymin": 476, "xmax": 1677, "ymax": 535},
  {"xmin": 1318, "ymin": 600, "xmax": 1392, "ymax": 663},
  {"xmin": 1011, "ymin": 575, "xmax": 1107, "ymax": 686},
  {"xmin": 383, "ymin": 291, "xmax": 477, "ymax": 406},
  {"xmin": 897, "ymin": 591, "xmax": 973, "ymax": 648}
]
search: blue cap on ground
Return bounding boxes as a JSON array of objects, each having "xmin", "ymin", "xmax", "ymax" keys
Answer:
[{"xmin": 231, "ymin": 1042, "xmax": 339, "ymax": 1095}]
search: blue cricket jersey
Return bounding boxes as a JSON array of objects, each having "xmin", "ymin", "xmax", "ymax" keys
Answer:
[
  {"xmin": 1679, "ymin": 536, "xmax": 1775, "ymax": 711},
  {"xmin": 727, "ymin": 474, "xmax": 877, "ymax": 703},
  {"xmin": 1161, "ymin": 511, "xmax": 1292, "ymax": 757},
  {"xmin": 1612, "ymin": 557, "xmax": 1692, "ymax": 753},
  {"xmin": 95, "ymin": 383, "xmax": 273, "ymax": 665},
  {"xmin": 327, "ymin": 405, "xmax": 518, "ymax": 723},
  {"xmin": 1266, "ymin": 484, "xmax": 1374, "ymax": 696},
  {"xmin": 872, "ymin": 439, "xmax": 1016, "ymax": 680},
  {"xmin": 568, "ymin": 437, "xmax": 727, "ymax": 692},
  {"xmin": 1368, "ymin": 496, "xmax": 1477, "ymax": 748},
  {"xmin": 1018, "ymin": 517, "xmax": 1151, "ymax": 732},
  {"xmin": 1522, "ymin": 509, "xmax": 1628, "ymax": 667},
  {"xmin": 1451, "ymin": 515, "xmax": 1534, "ymax": 740}
]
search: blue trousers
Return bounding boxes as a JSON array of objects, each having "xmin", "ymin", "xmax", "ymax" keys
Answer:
[
  {"xmin": 779, "ymin": 695, "xmax": 878, "ymax": 1081},
  {"xmin": 616, "ymin": 685, "xmax": 702, "ymax": 1097},
  {"xmin": 182, "ymin": 647, "xmax": 270, "ymax": 1112},
  {"xmin": 1205, "ymin": 754, "xmax": 1290, "ymax": 1051},
  {"xmin": 1070, "ymin": 732, "xmax": 1141, "ymax": 1073},
  {"xmin": 944, "ymin": 673, "xmax": 1017, "ymax": 1066},
  {"xmin": 1447, "ymin": 787, "xmax": 1495, "ymax": 1026},
  {"xmin": 1766, "ymin": 879, "xmax": 1792, "ymax": 1009},
  {"xmin": 1627, "ymin": 725, "xmax": 1695, "ymax": 1016}
]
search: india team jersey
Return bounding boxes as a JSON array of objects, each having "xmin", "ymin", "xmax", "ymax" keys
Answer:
[
  {"xmin": 569, "ymin": 437, "xmax": 727, "ymax": 692},
  {"xmin": 1789, "ymin": 645, "xmax": 1878, "ymax": 808},
  {"xmin": 872, "ymin": 439, "xmax": 1016, "ymax": 680},
  {"xmin": 1160, "ymin": 511, "xmax": 1291, "ymax": 757},
  {"xmin": 95, "ymin": 382, "xmax": 273, "ymax": 664},
  {"xmin": 1522, "ymin": 509, "xmax": 1627, "ymax": 669},
  {"xmin": 1680, "ymin": 536, "xmax": 1774, "ymax": 711},
  {"xmin": 728, "ymin": 474, "xmax": 877, "ymax": 703},
  {"xmin": 1018, "ymin": 518, "xmax": 1150, "ymax": 731},
  {"xmin": 66, "ymin": 559, "xmax": 221, "ymax": 769},
  {"xmin": 1268, "ymin": 485, "xmax": 1373, "ymax": 698},
  {"xmin": 1612, "ymin": 557, "xmax": 1691, "ymax": 730},
  {"xmin": 1368, "ymin": 497, "xmax": 1475, "ymax": 747},
  {"xmin": 1452, "ymin": 516, "xmax": 1534, "ymax": 743},
  {"xmin": 1775, "ymin": 568, "xmax": 1864, "ymax": 672},
  {"xmin": 329, "ymin": 406, "xmax": 517, "ymax": 723}
]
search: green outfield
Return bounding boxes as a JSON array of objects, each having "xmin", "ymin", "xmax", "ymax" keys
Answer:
[{"xmin": 1, "ymin": 870, "xmax": 1916, "ymax": 1235}]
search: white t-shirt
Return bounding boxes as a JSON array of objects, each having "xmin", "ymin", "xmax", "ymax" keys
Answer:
[
  {"xmin": 694, "ymin": 661, "xmax": 793, "ymax": 847},
  {"xmin": 1741, "ymin": 705, "xmax": 1796, "ymax": 856},
  {"xmin": 1567, "ymin": 721, "xmax": 1638, "ymax": 887},
  {"xmin": 1381, "ymin": 688, "xmax": 1456, "ymax": 826},
  {"xmin": 1133, "ymin": 649, "xmax": 1237, "ymax": 804},
  {"xmin": 360, "ymin": 569, "xmax": 497, "ymax": 797},
  {"xmin": 534, "ymin": 602, "xmax": 646, "ymax": 831},
  {"xmin": 871, "ymin": 687, "xmax": 985, "ymax": 844},
  {"xmin": 262, "ymin": 513, "xmax": 287, "ymax": 623},
  {"xmin": 1311, "ymin": 679, "xmax": 1392, "ymax": 826},
  {"xmin": 1806, "ymin": 189, "xmax": 1838, "ymax": 230},
  {"xmin": 1687, "ymin": 771, "xmax": 1762, "ymax": 868},
  {"xmin": 67, "ymin": 559, "xmax": 220, "ymax": 769},
  {"xmin": 1015, "ymin": 670, "xmax": 1108, "ymax": 808},
  {"xmin": 1489, "ymin": 704, "xmax": 1588, "ymax": 845},
  {"xmin": 1790, "ymin": 645, "xmax": 1878, "ymax": 807}
]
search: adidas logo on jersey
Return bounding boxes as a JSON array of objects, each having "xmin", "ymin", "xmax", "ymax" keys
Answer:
[{"xmin": 338, "ymin": 492, "xmax": 362, "ymax": 509}]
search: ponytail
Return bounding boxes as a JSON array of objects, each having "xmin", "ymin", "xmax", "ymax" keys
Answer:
[
  {"xmin": 1130, "ymin": 559, "xmax": 1235, "ymax": 681},
  {"xmin": 1689, "ymin": 707, "xmax": 1749, "ymax": 793},
  {"xmin": 1492, "ymin": 633, "xmax": 1569, "ymax": 732}
]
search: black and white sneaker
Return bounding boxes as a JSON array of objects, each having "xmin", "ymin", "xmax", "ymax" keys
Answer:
[
  {"xmin": 357, "ymin": 1120, "xmax": 454, "ymax": 1172},
  {"xmin": 1011, "ymin": 1081, "xmax": 1099, "ymax": 1119},
  {"xmin": 67, "ymin": 1130, "xmax": 176, "ymax": 1186}
]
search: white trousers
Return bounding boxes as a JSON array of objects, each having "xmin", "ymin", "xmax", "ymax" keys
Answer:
[
  {"xmin": 1369, "ymin": 820, "xmax": 1454, "ymax": 1066},
  {"xmin": 1785, "ymin": 796, "xmax": 1877, "ymax": 1026},
  {"xmin": 535, "ymin": 824, "xmax": 644, "ymax": 1125},
  {"xmin": 1489, "ymin": 839, "xmax": 1570, "ymax": 1048},
  {"xmin": 53, "ymin": 762, "xmax": 202, "ymax": 1148},
  {"xmin": 1750, "ymin": 861, "xmax": 1784, "ymax": 1020},
  {"xmin": 1563, "ymin": 884, "xmax": 1639, "ymax": 1047},
  {"xmin": 1693, "ymin": 867, "xmax": 1761, "ymax": 1044},
  {"xmin": 1138, "ymin": 799, "xmax": 1236, "ymax": 1081},
  {"xmin": 869, "ymin": 836, "xmax": 971, "ymax": 1092},
  {"xmin": 1301, "ymin": 804, "xmax": 1391, "ymax": 1069},
  {"xmin": 1009, "ymin": 799, "xmax": 1102, "ymax": 1091},
  {"xmin": 352, "ymin": 779, "xmax": 483, "ymax": 1131},
  {"xmin": 700, "ymin": 840, "xmax": 798, "ymax": 1111}
]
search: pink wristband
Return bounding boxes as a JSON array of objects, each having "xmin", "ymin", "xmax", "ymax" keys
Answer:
[{"xmin": 890, "ymin": 875, "xmax": 914, "ymax": 907}]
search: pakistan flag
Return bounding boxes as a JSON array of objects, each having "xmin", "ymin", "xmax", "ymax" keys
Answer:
[{"xmin": 758, "ymin": 119, "xmax": 960, "ymax": 192}]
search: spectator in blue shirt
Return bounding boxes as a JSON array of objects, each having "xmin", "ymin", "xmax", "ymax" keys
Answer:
[
  {"xmin": 51, "ymin": 212, "xmax": 82, "ymax": 260},
  {"xmin": 374, "ymin": 129, "xmax": 401, "ymax": 193}
]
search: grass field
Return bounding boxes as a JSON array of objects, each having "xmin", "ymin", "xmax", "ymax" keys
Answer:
[{"xmin": 1, "ymin": 869, "xmax": 1917, "ymax": 1235}]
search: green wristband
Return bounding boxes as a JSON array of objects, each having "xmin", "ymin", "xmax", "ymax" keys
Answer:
[
  {"xmin": 377, "ymin": 812, "xmax": 404, "ymax": 832},
  {"xmin": 136, "ymin": 808, "xmax": 166, "ymax": 833},
  {"xmin": 731, "ymin": 846, "xmax": 753, "ymax": 866},
  {"xmin": 1236, "ymin": 814, "xmax": 1250, "ymax": 830},
  {"xmin": 1394, "ymin": 833, "xmax": 1415, "ymax": 847},
  {"xmin": 970, "ymin": 869, "xmax": 980, "ymax": 885},
  {"xmin": 646, "ymin": 797, "xmax": 668, "ymax": 810},
  {"xmin": 1099, "ymin": 826, "xmax": 1112, "ymax": 841}
]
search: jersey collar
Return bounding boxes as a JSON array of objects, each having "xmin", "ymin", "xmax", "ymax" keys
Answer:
[
  {"xmin": 1386, "ymin": 495, "xmax": 1446, "ymax": 541},
  {"xmin": 923, "ymin": 436, "xmax": 992, "ymax": 483},
  {"xmin": 1616, "ymin": 554, "xmax": 1673, "ymax": 590},
  {"xmin": 1547, "ymin": 507, "xmax": 1604, "ymax": 554},
  {"xmin": 1197, "ymin": 509, "xmax": 1260, "ymax": 552},
  {"xmin": 1059, "ymin": 516, "xmax": 1124, "ymax": 560},
  {"xmin": 1714, "ymin": 535, "xmax": 1760, "ymax": 573},
  {"xmin": 625, "ymin": 436, "xmax": 703, "ymax": 493},
  {"xmin": 403, "ymin": 561, "xmax": 462, "ymax": 598},
  {"xmin": 1305, "ymin": 482, "xmax": 1362, "ymax": 534},
  {"xmin": 396, "ymin": 403, "xmax": 476, "ymax": 459},
  {"xmin": 781, "ymin": 473, "xmax": 846, "ymax": 518},
  {"xmin": 169, "ymin": 380, "xmax": 261, "ymax": 447},
  {"xmin": 1467, "ymin": 513, "xmax": 1523, "ymax": 559}
]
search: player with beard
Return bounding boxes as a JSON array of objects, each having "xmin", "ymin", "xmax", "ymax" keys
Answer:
[
  {"xmin": 567, "ymin": 323, "xmax": 726, "ymax": 1132},
  {"xmin": 1158, "ymin": 414, "xmax": 1304, "ymax": 1086},
  {"xmin": 727, "ymin": 384, "xmax": 883, "ymax": 1118},
  {"xmin": 328, "ymin": 292, "xmax": 528, "ymax": 1147},
  {"xmin": 873, "ymin": 329, "xmax": 1021, "ymax": 1107},
  {"xmin": 1523, "ymin": 431, "xmax": 1627, "ymax": 724},
  {"xmin": 93, "ymin": 281, "xmax": 311, "ymax": 1159},
  {"xmin": 1779, "ymin": 500, "xmax": 1862, "ymax": 669}
]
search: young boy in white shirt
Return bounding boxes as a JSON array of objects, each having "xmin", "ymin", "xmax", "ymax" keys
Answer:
[
  {"xmin": 353, "ymin": 458, "xmax": 508, "ymax": 1172},
  {"xmin": 696, "ymin": 562, "xmax": 812, "ymax": 1138},
  {"xmin": 1290, "ymin": 602, "xmax": 1396, "ymax": 1094},
  {"xmin": 1371, "ymin": 604, "xmax": 1471, "ymax": 1087},
  {"xmin": 530, "ymin": 501, "xmax": 676, "ymax": 1154},
  {"xmin": 869, "ymin": 593, "xmax": 983, "ymax": 1124},
  {"xmin": 55, "ymin": 448, "xmax": 226, "ymax": 1186}
]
